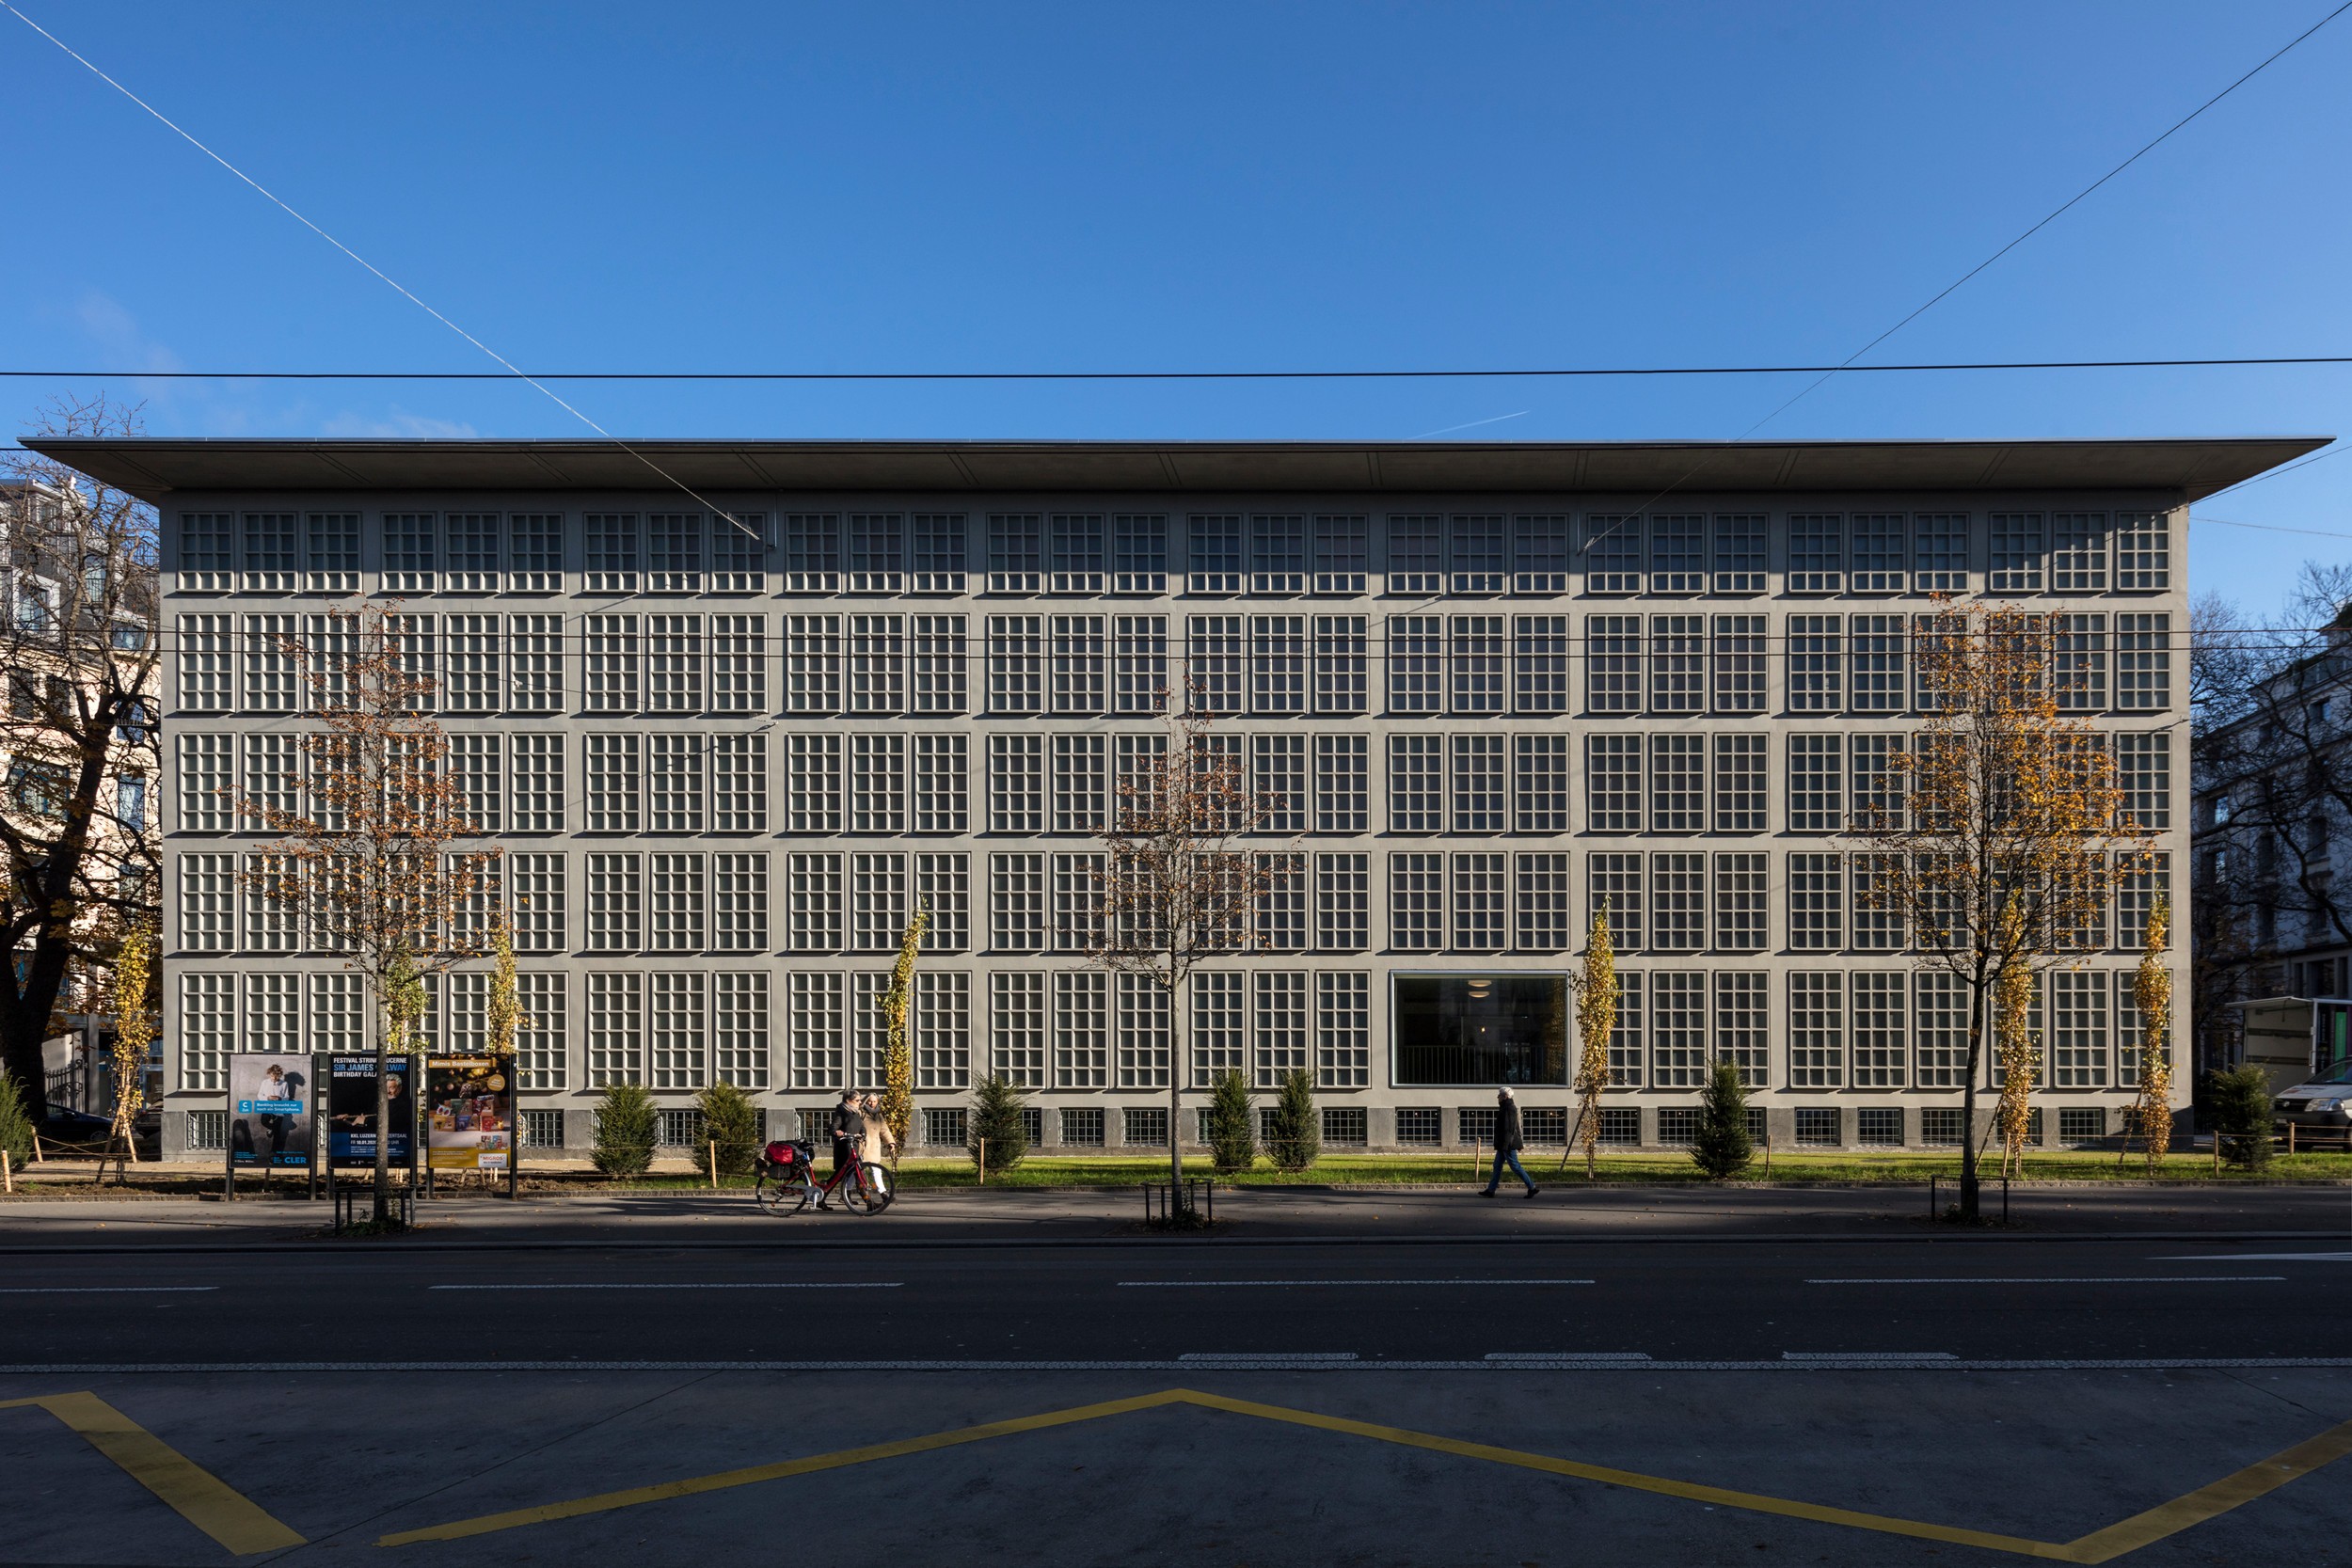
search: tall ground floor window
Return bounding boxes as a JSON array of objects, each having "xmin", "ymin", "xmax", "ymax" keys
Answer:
[{"xmin": 1391, "ymin": 974, "xmax": 1567, "ymax": 1086}]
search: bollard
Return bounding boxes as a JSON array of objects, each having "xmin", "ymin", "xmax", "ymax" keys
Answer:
[
  {"xmin": 1, "ymin": 1148, "xmax": 11, "ymax": 1194},
  {"xmin": 977, "ymin": 1137, "xmax": 987, "ymax": 1186},
  {"xmin": 707, "ymin": 1140, "xmax": 719, "ymax": 1190}
]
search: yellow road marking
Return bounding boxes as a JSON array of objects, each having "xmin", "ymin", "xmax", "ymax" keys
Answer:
[
  {"xmin": 379, "ymin": 1389, "xmax": 1181, "ymax": 1546},
  {"xmin": 376, "ymin": 1386, "xmax": 2352, "ymax": 1560},
  {"xmin": 0, "ymin": 1390, "xmax": 306, "ymax": 1556},
  {"xmin": 1176, "ymin": 1389, "xmax": 2072, "ymax": 1559},
  {"xmin": 2063, "ymin": 1416, "xmax": 2352, "ymax": 1564}
]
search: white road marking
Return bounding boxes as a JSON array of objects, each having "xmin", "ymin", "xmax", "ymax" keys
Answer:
[
  {"xmin": 2154, "ymin": 1251, "xmax": 2352, "ymax": 1261},
  {"xmin": 426, "ymin": 1282, "xmax": 903, "ymax": 1291},
  {"xmin": 1807, "ymin": 1276, "xmax": 2287, "ymax": 1285},
  {"xmin": 0, "ymin": 1286, "xmax": 217, "ymax": 1294},
  {"xmin": 1178, "ymin": 1352, "xmax": 1359, "ymax": 1362},
  {"xmin": 10, "ymin": 1356, "xmax": 2351, "ymax": 1373},
  {"xmin": 1485, "ymin": 1352, "xmax": 1652, "ymax": 1362},
  {"xmin": 1120, "ymin": 1278, "xmax": 1593, "ymax": 1288},
  {"xmin": 1783, "ymin": 1352, "xmax": 1958, "ymax": 1361}
]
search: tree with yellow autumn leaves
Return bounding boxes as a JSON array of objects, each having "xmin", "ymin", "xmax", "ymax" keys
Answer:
[
  {"xmin": 1851, "ymin": 604, "xmax": 2157, "ymax": 1220},
  {"xmin": 237, "ymin": 603, "xmax": 495, "ymax": 1227}
]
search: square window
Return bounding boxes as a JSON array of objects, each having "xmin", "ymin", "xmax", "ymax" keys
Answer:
[
  {"xmin": 1793, "ymin": 1108, "xmax": 1841, "ymax": 1148},
  {"xmin": 1657, "ymin": 1107, "xmax": 1696, "ymax": 1147},
  {"xmin": 1322, "ymin": 1107, "xmax": 1368, "ymax": 1147},
  {"xmin": 925, "ymin": 1107, "xmax": 969, "ymax": 1148},
  {"xmin": 2058, "ymin": 1107, "xmax": 2107, "ymax": 1147},
  {"xmin": 1060, "ymin": 1108, "xmax": 1105, "ymax": 1147},
  {"xmin": 1522, "ymin": 1106, "xmax": 1567, "ymax": 1146},
  {"xmin": 1396, "ymin": 1107, "xmax": 1442, "ymax": 1147},
  {"xmin": 1122, "ymin": 1107, "xmax": 1168, "ymax": 1148},
  {"xmin": 1597, "ymin": 1107, "xmax": 1641, "ymax": 1147},
  {"xmin": 520, "ymin": 1109, "xmax": 566, "ymax": 1149},
  {"xmin": 1921, "ymin": 1108, "xmax": 1966, "ymax": 1147},
  {"xmin": 1458, "ymin": 1107, "xmax": 1498, "ymax": 1147},
  {"xmin": 1857, "ymin": 1107, "xmax": 1903, "ymax": 1147}
]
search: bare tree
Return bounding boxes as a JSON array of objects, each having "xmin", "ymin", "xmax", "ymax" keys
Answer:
[
  {"xmin": 238, "ymin": 603, "xmax": 493, "ymax": 1224},
  {"xmin": 0, "ymin": 398, "xmax": 161, "ymax": 1122},
  {"xmin": 2193, "ymin": 593, "xmax": 2352, "ymax": 968},
  {"xmin": 1852, "ymin": 604, "xmax": 2152, "ymax": 1219},
  {"xmin": 1089, "ymin": 706, "xmax": 1278, "ymax": 1208}
]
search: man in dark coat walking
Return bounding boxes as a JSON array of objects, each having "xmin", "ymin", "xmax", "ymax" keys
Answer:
[{"xmin": 1481, "ymin": 1085, "xmax": 1540, "ymax": 1198}]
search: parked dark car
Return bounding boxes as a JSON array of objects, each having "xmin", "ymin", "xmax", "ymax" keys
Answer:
[{"xmin": 34, "ymin": 1109, "xmax": 118, "ymax": 1150}]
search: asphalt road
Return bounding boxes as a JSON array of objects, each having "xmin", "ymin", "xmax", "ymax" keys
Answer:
[
  {"xmin": 7, "ymin": 1232, "xmax": 2352, "ymax": 1566},
  {"xmin": 3, "ymin": 1235, "xmax": 2347, "ymax": 1367}
]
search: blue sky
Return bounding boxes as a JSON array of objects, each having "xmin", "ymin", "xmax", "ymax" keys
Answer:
[{"xmin": 4, "ymin": 2, "xmax": 2347, "ymax": 616}]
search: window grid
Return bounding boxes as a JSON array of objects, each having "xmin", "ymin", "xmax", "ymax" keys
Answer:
[
  {"xmin": 1314, "ymin": 852, "xmax": 1371, "ymax": 953},
  {"xmin": 1514, "ymin": 853, "xmax": 1574, "ymax": 953}
]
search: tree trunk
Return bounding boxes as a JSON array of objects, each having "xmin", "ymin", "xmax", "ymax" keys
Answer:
[
  {"xmin": 373, "ymin": 999, "xmax": 391, "ymax": 1226},
  {"xmin": 1, "ymin": 909, "xmax": 78, "ymax": 1127},
  {"xmin": 1958, "ymin": 969, "xmax": 1987, "ymax": 1221},
  {"xmin": 1, "ymin": 714, "xmax": 122, "ymax": 1124},
  {"xmin": 1167, "ymin": 974, "xmax": 1185, "ymax": 1212},
  {"xmin": 1, "ymin": 1016, "xmax": 53, "ymax": 1125}
]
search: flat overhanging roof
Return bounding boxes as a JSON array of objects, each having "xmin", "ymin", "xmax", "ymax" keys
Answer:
[{"xmin": 19, "ymin": 435, "xmax": 2331, "ymax": 504}]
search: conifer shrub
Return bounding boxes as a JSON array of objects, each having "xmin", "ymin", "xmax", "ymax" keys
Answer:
[
  {"xmin": 694, "ymin": 1081, "xmax": 762, "ymax": 1179},
  {"xmin": 2207, "ymin": 1065, "xmax": 2275, "ymax": 1171},
  {"xmin": 1265, "ymin": 1069, "xmax": 1319, "ymax": 1172},
  {"xmin": 1205, "ymin": 1069, "xmax": 1257, "ymax": 1173},
  {"xmin": 969, "ymin": 1072, "xmax": 1029, "ymax": 1176},
  {"xmin": 591, "ymin": 1081, "xmax": 657, "ymax": 1178},
  {"xmin": 1690, "ymin": 1058, "xmax": 1754, "ymax": 1180}
]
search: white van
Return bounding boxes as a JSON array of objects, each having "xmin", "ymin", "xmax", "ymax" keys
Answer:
[{"xmin": 2271, "ymin": 1057, "xmax": 2352, "ymax": 1137}]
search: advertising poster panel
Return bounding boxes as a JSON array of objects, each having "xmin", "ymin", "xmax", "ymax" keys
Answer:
[
  {"xmin": 425, "ymin": 1056, "xmax": 513, "ymax": 1171},
  {"xmin": 228, "ymin": 1053, "xmax": 311, "ymax": 1167},
  {"xmin": 327, "ymin": 1055, "xmax": 416, "ymax": 1168}
]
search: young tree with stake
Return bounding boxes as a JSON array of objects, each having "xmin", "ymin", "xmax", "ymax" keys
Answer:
[
  {"xmin": 1089, "ymin": 705, "xmax": 1277, "ymax": 1211},
  {"xmin": 1566, "ymin": 911, "xmax": 1618, "ymax": 1178},
  {"xmin": 879, "ymin": 903, "xmax": 930, "ymax": 1165},
  {"xmin": 239, "ymin": 604, "xmax": 495, "ymax": 1226},
  {"xmin": 2130, "ymin": 897, "xmax": 2174, "ymax": 1173},
  {"xmin": 1850, "ymin": 604, "xmax": 2152, "ymax": 1219}
]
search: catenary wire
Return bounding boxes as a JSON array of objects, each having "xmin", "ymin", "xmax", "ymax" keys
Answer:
[
  {"xmin": 3, "ymin": 356, "xmax": 2352, "ymax": 382},
  {"xmin": 0, "ymin": 1, "xmax": 754, "ymax": 546}
]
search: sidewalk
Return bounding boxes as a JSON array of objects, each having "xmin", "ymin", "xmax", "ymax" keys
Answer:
[{"xmin": 2, "ymin": 1180, "xmax": 2347, "ymax": 1250}]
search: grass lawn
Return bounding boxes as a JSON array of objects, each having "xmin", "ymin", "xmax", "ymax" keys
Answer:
[
  {"xmin": 15, "ymin": 1149, "xmax": 2349, "ymax": 1197},
  {"xmin": 569, "ymin": 1148, "xmax": 2352, "ymax": 1192}
]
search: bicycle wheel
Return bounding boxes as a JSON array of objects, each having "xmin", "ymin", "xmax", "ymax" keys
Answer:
[
  {"xmin": 856, "ymin": 1162, "xmax": 895, "ymax": 1214},
  {"xmin": 755, "ymin": 1168, "xmax": 813, "ymax": 1214},
  {"xmin": 834, "ymin": 1165, "xmax": 878, "ymax": 1215}
]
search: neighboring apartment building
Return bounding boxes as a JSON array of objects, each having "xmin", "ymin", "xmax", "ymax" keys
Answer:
[
  {"xmin": 1, "ymin": 474, "xmax": 160, "ymax": 1120},
  {"xmin": 32, "ymin": 436, "xmax": 2304, "ymax": 1162},
  {"xmin": 2191, "ymin": 612, "xmax": 2352, "ymax": 1085}
]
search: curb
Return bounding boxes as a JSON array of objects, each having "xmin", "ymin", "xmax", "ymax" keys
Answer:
[{"xmin": 0, "ymin": 1227, "xmax": 2346, "ymax": 1257}]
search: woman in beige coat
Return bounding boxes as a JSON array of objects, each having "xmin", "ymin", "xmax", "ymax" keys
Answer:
[{"xmin": 859, "ymin": 1093, "xmax": 898, "ymax": 1196}]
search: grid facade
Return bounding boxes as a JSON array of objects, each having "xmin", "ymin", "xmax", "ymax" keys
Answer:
[{"xmin": 152, "ymin": 465, "xmax": 2190, "ymax": 1155}]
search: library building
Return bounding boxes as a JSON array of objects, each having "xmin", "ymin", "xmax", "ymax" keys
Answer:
[{"xmin": 33, "ymin": 436, "xmax": 2296, "ymax": 1161}]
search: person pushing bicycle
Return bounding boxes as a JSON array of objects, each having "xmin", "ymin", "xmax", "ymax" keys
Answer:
[{"xmin": 822, "ymin": 1089, "xmax": 863, "ymax": 1211}]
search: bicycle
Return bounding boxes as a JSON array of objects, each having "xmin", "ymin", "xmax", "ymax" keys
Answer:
[{"xmin": 752, "ymin": 1139, "xmax": 894, "ymax": 1215}]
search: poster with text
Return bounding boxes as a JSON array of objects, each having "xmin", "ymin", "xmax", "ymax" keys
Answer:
[
  {"xmin": 327, "ymin": 1055, "xmax": 415, "ymax": 1167},
  {"xmin": 229, "ymin": 1053, "xmax": 311, "ymax": 1167},
  {"xmin": 425, "ymin": 1056, "xmax": 513, "ymax": 1171}
]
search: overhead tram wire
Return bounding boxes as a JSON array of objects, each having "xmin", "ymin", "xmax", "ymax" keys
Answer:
[
  {"xmin": 4, "ymin": 355, "xmax": 2352, "ymax": 382},
  {"xmin": 0, "ymin": 0, "xmax": 752, "ymax": 550}
]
